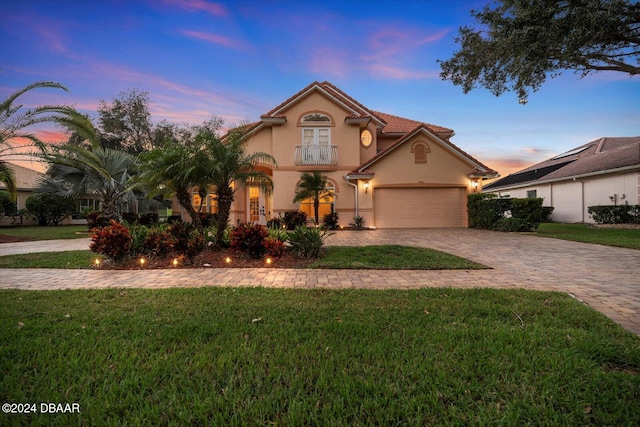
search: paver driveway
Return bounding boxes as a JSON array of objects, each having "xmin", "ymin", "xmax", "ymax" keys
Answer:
[{"xmin": 0, "ymin": 229, "xmax": 638, "ymax": 335}]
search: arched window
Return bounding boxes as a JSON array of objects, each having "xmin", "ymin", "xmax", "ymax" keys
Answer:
[
  {"xmin": 411, "ymin": 142, "xmax": 430, "ymax": 164},
  {"xmin": 302, "ymin": 113, "xmax": 330, "ymax": 122},
  {"xmin": 297, "ymin": 112, "xmax": 334, "ymax": 165},
  {"xmin": 297, "ymin": 181, "xmax": 336, "ymax": 220}
]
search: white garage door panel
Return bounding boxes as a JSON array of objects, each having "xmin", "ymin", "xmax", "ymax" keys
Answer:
[{"xmin": 374, "ymin": 188, "xmax": 466, "ymax": 228}]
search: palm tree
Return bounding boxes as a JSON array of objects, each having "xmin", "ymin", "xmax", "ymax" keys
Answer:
[
  {"xmin": 292, "ymin": 171, "xmax": 335, "ymax": 225},
  {"xmin": 137, "ymin": 138, "xmax": 212, "ymax": 228},
  {"xmin": 38, "ymin": 127, "xmax": 140, "ymax": 221},
  {"xmin": 205, "ymin": 125, "xmax": 276, "ymax": 248},
  {"xmin": 0, "ymin": 81, "xmax": 89, "ymax": 201}
]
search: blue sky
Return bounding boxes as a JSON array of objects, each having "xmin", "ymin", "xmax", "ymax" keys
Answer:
[{"xmin": 1, "ymin": 0, "xmax": 638, "ymax": 176}]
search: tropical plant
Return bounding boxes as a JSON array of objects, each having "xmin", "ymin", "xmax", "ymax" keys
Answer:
[
  {"xmin": 350, "ymin": 215, "xmax": 366, "ymax": 229},
  {"xmin": 282, "ymin": 211, "xmax": 307, "ymax": 230},
  {"xmin": 292, "ymin": 171, "xmax": 335, "ymax": 225},
  {"xmin": 229, "ymin": 223, "xmax": 269, "ymax": 259},
  {"xmin": 287, "ymin": 225, "xmax": 332, "ymax": 258},
  {"xmin": 203, "ymin": 125, "xmax": 277, "ymax": 248},
  {"xmin": 38, "ymin": 137, "xmax": 141, "ymax": 221},
  {"xmin": 323, "ymin": 212, "xmax": 339, "ymax": 230},
  {"xmin": 1, "ymin": 81, "xmax": 92, "ymax": 201},
  {"xmin": 136, "ymin": 120, "xmax": 223, "ymax": 229},
  {"xmin": 25, "ymin": 193, "xmax": 76, "ymax": 226},
  {"xmin": 90, "ymin": 219, "xmax": 132, "ymax": 263},
  {"xmin": 168, "ymin": 221, "xmax": 205, "ymax": 264}
]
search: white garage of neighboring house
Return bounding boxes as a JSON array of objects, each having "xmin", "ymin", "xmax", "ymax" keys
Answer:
[{"xmin": 483, "ymin": 137, "xmax": 640, "ymax": 223}]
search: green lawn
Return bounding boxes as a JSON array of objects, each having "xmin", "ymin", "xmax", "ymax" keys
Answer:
[
  {"xmin": 536, "ymin": 223, "xmax": 640, "ymax": 249},
  {"xmin": 313, "ymin": 245, "xmax": 486, "ymax": 269},
  {"xmin": 0, "ymin": 250, "xmax": 98, "ymax": 269},
  {"xmin": 1, "ymin": 287, "xmax": 638, "ymax": 425},
  {"xmin": 0, "ymin": 225, "xmax": 89, "ymax": 240}
]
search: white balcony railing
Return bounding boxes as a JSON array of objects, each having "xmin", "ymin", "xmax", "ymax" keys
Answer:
[{"xmin": 294, "ymin": 145, "xmax": 338, "ymax": 166}]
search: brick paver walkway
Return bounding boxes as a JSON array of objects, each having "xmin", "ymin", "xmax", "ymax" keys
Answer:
[{"xmin": 1, "ymin": 229, "xmax": 638, "ymax": 335}]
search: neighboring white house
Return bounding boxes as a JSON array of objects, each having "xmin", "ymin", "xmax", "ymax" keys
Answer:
[{"xmin": 483, "ymin": 137, "xmax": 640, "ymax": 223}]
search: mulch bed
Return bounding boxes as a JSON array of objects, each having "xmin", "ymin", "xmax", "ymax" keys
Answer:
[
  {"xmin": 0, "ymin": 235, "xmax": 31, "ymax": 244},
  {"xmin": 101, "ymin": 249, "xmax": 316, "ymax": 270}
]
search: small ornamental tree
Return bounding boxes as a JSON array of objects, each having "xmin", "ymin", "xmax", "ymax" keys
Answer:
[
  {"xmin": 25, "ymin": 193, "xmax": 75, "ymax": 226},
  {"xmin": 0, "ymin": 190, "xmax": 17, "ymax": 221}
]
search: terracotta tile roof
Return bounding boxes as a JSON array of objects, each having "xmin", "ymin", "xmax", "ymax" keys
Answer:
[
  {"xmin": 485, "ymin": 136, "xmax": 640, "ymax": 190},
  {"xmin": 372, "ymin": 111, "xmax": 454, "ymax": 135}
]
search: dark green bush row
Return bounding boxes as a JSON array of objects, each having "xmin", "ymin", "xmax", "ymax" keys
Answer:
[
  {"xmin": 588, "ymin": 205, "xmax": 640, "ymax": 224},
  {"xmin": 468, "ymin": 194, "xmax": 553, "ymax": 232}
]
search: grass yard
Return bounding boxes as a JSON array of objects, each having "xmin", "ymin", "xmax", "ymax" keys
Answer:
[
  {"xmin": 311, "ymin": 245, "xmax": 486, "ymax": 270},
  {"xmin": 0, "ymin": 225, "xmax": 88, "ymax": 241},
  {"xmin": 0, "ymin": 250, "xmax": 97, "ymax": 269},
  {"xmin": 1, "ymin": 287, "xmax": 639, "ymax": 426},
  {"xmin": 536, "ymin": 223, "xmax": 640, "ymax": 249}
]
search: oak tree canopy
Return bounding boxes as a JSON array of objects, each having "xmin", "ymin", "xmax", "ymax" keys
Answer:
[{"xmin": 438, "ymin": 0, "xmax": 640, "ymax": 103}]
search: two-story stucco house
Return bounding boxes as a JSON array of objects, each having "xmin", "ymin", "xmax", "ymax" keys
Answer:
[{"xmin": 176, "ymin": 81, "xmax": 498, "ymax": 228}]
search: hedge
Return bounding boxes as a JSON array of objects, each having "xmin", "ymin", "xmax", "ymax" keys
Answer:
[
  {"xmin": 468, "ymin": 194, "xmax": 553, "ymax": 232},
  {"xmin": 588, "ymin": 205, "xmax": 640, "ymax": 224}
]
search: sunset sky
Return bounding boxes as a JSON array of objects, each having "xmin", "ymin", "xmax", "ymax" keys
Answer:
[{"xmin": 1, "ymin": 0, "xmax": 638, "ymax": 177}]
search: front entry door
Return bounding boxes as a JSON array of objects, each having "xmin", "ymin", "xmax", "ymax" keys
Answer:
[{"xmin": 248, "ymin": 187, "xmax": 271, "ymax": 225}]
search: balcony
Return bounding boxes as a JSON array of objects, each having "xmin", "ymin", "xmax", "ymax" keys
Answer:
[{"xmin": 294, "ymin": 145, "xmax": 338, "ymax": 166}]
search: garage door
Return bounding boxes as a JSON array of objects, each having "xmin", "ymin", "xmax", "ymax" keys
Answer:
[{"xmin": 374, "ymin": 187, "xmax": 466, "ymax": 228}]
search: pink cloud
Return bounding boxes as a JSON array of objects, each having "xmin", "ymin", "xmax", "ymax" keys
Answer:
[
  {"xmin": 369, "ymin": 63, "xmax": 438, "ymax": 80},
  {"xmin": 160, "ymin": 0, "xmax": 227, "ymax": 17},
  {"xmin": 307, "ymin": 48, "xmax": 351, "ymax": 78},
  {"xmin": 181, "ymin": 30, "xmax": 250, "ymax": 52}
]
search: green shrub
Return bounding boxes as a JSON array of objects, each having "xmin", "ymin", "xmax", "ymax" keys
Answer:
[
  {"xmin": 492, "ymin": 217, "xmax": 533, "ymax": 232},
  {"xmin": 121, "ymin": 212, "xmax": 138, "ymax": 224},
  {"xmin": 229, "ymin": 223, "xmax": 269, "ymax": 259},
  {"xmin": 138, "ymin": 212, "xmax": 160, "ymax": 226},
  {"xmin": 0, "ymin": 191, "xmax": 17, "ymax": 219},
  {"xmin": 588, "ymin": 205, "xmax": 640, "ymax": 224},
  {"xmin": 510, "ymin": 198, "xmax": 547, "ymax": 229},
  {"xmin": 90, "ymin": 220, "xmax": 132, "ymax": 263},
  {"xmin": 128, "ymin": 225, "xmax": 149, "ymax": 257},
  {"xmin": 323, "ymin": 212, "xmax": 339, "ymax": 229},
  {"xmin": 283, "ymin": 211, "xmax": 308, "ymax": 230},
  {"xmin": 468, "ymin": 194, "xmax": 548, "ymax": 231},
  {"xmin": 349, "ymin": 215, "xmax": 366, "ymax": 229},
  {"xmin": 25, "ymin": 193, "xmax": 75, "ymax": 226},
  {"xmin": 169, "ymin": 222, "xmax": 205, "ymax": 264},
  {"xmin": 287, "ymin": 226, "xmax": 332, "ymax": 258},
  {"xmin": 267, "ymin": 216, "xmax": 285, "ymax": 229}
]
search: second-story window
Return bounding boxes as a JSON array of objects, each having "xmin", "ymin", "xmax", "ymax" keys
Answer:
[{"xmin": 296, "ymin": 113, "xmax": 336, "ymax": 165}]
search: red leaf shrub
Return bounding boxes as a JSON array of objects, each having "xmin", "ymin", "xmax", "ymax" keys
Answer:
[
  {"xmin": 144, "ymin": 228, "xmax": 175, "ymax": 257},
  {"xmin": 90, "ymin": 220, "xmax": 132, "ymax": 262},
  {"xmin": 168, "ymin": 222, "xmax": 205, "ymax": 264},
  {"xmin": 264, "ymin": 237, "xmax": 285, "ymax": 258},
  {"xmin": 230, "ymin": 223, "xmax": 269, "ymax": 259}
]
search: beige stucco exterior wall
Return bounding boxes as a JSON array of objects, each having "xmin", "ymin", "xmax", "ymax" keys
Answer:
[{"xmin": 356, "ymin": 133, "xmax": 476, "ymax": 226}]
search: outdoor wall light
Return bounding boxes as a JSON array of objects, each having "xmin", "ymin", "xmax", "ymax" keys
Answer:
[
  {"xmin": 364, "ymin": 181, "xmax": 370, "ymax": 193},
  {"xmin": 471, "ymin": 180, "xmax": 479, "ymax": 192}
]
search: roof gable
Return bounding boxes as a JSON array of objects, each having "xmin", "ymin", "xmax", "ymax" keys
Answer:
[
  {"xmin": 261, "ymin": 81, "xmax": 385, "ymax": 127},
  {"xmin": 356, "ymin": 125, "xmax": 497, "ymax": 177},
  {"xmin": 485, "ymin": 136, "xmax": 640, "ymax": 190}
]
